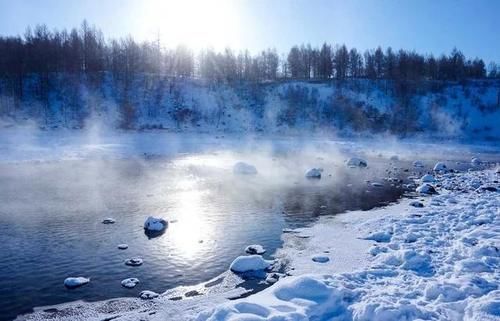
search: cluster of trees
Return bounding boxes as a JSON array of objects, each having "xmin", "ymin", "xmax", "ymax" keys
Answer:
[{"xmin": 1, "ymin": 21, "xmax": 498, "ymax": 88}]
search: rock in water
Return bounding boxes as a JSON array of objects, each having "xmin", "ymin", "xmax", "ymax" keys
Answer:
[
  {"xmin": 233, "ymin": 162, "xmax": 257, "ymax": 175},
  {"xmin": 230, "ymin": 255, "xmax": 272, "ymax": 273},
  {"xmin": 102, "ymin": 218, "xmax": 116, "ymax": 224},
  {"xmin": 140, "ymin": 290, "xmax": 159, "ymax": 299},
  {"xmin": 121, "ymin": 278, "xmax": 140, "ymax": 288},
  {"xmin": 433, "ymin": 162, "xmax": 447, "ymax": 172},
  {"xmin": 117, "ymin": 244, "xmax": 128, "ymax": 250},
  {"xmin": 305, "ymin": 168, "xmax": 323, "ymax": 179},
  {"xmin": 64, "ymin": 277, "xmax": 90, "ymax": 289},
  {"xmin": 416, "ymin": 183, "xmax": 437, "ymax": 195},
  {"xmin": 346, "ymin": 157, "xmax": 368, "ymax": 168},
  {"xmin": 125, "ymin": 258, "xmax": 143, "ymax": 266},
  {"xmin": 245, "ymin": 244, "xmax": 266, "ymax": 255},
  {"xmin": 144, "ymin": 217, "xmax": 168, "ymax": 238}
]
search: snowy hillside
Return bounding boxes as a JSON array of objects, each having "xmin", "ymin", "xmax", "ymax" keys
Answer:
[{"xmin": 1, "ymin": 75, "xmax": 499, "ymax": 139}]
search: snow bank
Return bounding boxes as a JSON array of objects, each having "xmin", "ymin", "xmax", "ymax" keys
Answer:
[
  {"xmin": 200, "ymin": 169, "xmax": 500, "ymax": 321},
  {"xmin": 229, "ymin": 255, "xmax": 272, "ymax": 273}
]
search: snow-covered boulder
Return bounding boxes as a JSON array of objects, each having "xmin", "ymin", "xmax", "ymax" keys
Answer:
[
  {"xmin": 265, "ymin": 273, "xmax": 280, "ymax": 284},
  {"xmin": 117, "ymin": 244, "xmax": 128, "ymax": 250},
  {"xmin": 139, "ymin": 290, "xmax": 159, "ymax": 299},
  {"xmin": 245, "ymin": 244, "xmax": 266, "ymax": 255},
  {"xmin": 144, "ymin": 217, "xmax": 168, "ymax": 234},
  {"xmin": 229, "ymin": 255, "xmax": 271, "ymax": 273},
  {"xmin": 433, "ymin": 162, "xmax": 447, "ymax": 172},
  {"xmin": 409, "ymin": 201, "xmax": 424, "ymax": 208},
  {"xmin": 416, "ymin": 183, "xmax": 437, "ymax": 195},
  {"xmin": 233, "ymin": 162, "xmax": 257, "ymax": 175},
  {"xmin": 64, "ymin": 277, "xmax": 90, "ymax": 288},
  {"xmin": 413, "ymin": 160, "xmax": 424, "ymax": 168},
  {"xmin": 125, "ymin": 258, "xmax": 143, "ymax": 266},
  {"xmin": 346, "ymin": 157, "xmax": 368, "ymax": 168},
  {"xmin": 471, "ymin": 157, "xmax": 482, "ymax": 166},
  {"xmin": 305, "ymin": 168, "xmax": 323, "ymax": 179},
  {"xmin": 102, "ymin": 218, "xmax": 116, "ymax": 224},
  {"xmin": 121, "ymin": 278, "xmax": 140, "ymax": 288},
  {"xmin": 420, "ymin": 174, "xmax": 436, "ymax": 183}
]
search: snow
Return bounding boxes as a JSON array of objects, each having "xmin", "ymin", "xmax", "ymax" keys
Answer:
[
  {"xmin": 229, "ymin": 255, "xmax": 272, "ymax": 273},
  {"xmin": 233, "ymin": 162, "xmax": 258, "ymax": 175},
  {"xmin": 245, "ymin": 244, "xmax": 266, "ymax": 255},
  {"xmin": 121, "ymin": 278, "xmax": 140, "ymax": 289},
  {"xmin": 305, "ymin": 167, "xmax": 323, "ymax": 179},
  {"xmin": 125, "ymin": 258, "xmax": 144, "ymax": 266},
  {"xmin": 433, "ymin": 161, "xmax": 447, "ymax": 171},
  {"xmin": 63, "ymin": 277, "xmax": 90, "ymax": 289},
  {"xmin": 144, "ymin": 217, "xmax": 167, "ymax": 232},
  {"xmin": 199, "ymin": 169, "xmax": 500, "ymax": 321},
  {"xmin": 346, "ymin": 157, "xmax": 368, "ymax": 168}
]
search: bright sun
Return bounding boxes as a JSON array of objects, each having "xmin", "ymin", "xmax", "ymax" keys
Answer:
[{"xmin": 140, "ymin": 0, "xmax": 242, "ymax": 50}]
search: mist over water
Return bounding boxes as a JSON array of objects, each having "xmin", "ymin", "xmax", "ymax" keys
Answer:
[{"xmin": 0, "ymin": 128, "xmax": 498, "ymax": 321}]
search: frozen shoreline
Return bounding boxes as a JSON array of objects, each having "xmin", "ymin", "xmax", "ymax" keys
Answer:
[{"xmin": 18, "ymin": 167, "xmax": 499, "ymax": 321}]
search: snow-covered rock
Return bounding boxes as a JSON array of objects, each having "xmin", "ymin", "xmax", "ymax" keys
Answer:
[
  {"xmin": 144, "ymin": 217, "xmax": 167, "ymax": 232},
  {"xmin": 305, "ymin": 167, "xmax": 323, "ymax": 179},
  {"xmin": 346, "ymin": 157, "xmax": 368, "ymax": 168},
  {"xmin": 121, "ymin": 278, "xmax": 140, "ymax": 289},
  {"xmin": 413, "ymin": 160, "xmax": 425, "ymax": 167},
  {"xmin": 409, "ymin": 201, "xmax": 424, "ymax": 208},
  {"xmin": 363, "ymin": 231, "xmax": 392, "ymax": 243},
  {"xmin": 416, "ymin": 183, "xmax": 437, "ymax": 194},
  {"xmin": 102, "ymin": 218, "xmax": 116, "ymax": 224},
  {"xmin": 471, "ymin": 157, "xmax": 482, "ymax": 166},
  {"xmin": 433, "ymin": 162, "xmax": 447, "ymax": 171},
  {"xmin": 420, "ymin": 173, "xmax": 436, "ymax": 183},
  {"xmin": 125, "ymin": 258, "xmax": 143, "ymax": 266},
  {"xmin": 233, "ymin": 162, "xmax": 257, "ymax": 175},
  {"xmin": 64, "ymin": 277, "xmax": 90, "ymax": 288},
  {"xmin": 139, "ymin": 290, "xmax": 159, "ymax": 299},
  {"xmin": 229, "ymin": 255, "xmax": 271, "ymax": 273},
  {"xmin": 244, "ymin": 244, "xmax": 266, "ymax": 255},
  {"xmin": 117, "ymin": 244, "xmax": 128, "ymax": 250}
]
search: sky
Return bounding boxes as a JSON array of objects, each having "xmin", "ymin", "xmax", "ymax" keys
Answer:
[{"xmin": 0, "ymin": 0, "xmax": 499, "ymax": 63}]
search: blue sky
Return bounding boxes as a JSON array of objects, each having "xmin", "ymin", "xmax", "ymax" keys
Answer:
[{"xmin": 0, "ymin": 0, "xmax": 499, "ymax": 63}]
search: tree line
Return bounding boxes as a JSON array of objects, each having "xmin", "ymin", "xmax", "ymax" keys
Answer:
[{"xmin": 0, "ymin": 20, "xmax": 499, "ymax": 90}]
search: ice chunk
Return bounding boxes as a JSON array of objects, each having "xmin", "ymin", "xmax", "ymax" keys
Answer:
[
  {"xmin": 420, "ymin": 174, "xmax": 436, "ymax": 183},
  {"xmin": 125, "ymin": 258, "xmax": 143, "ymax": 266},
  {"xmin": 117, "ymin": 244, "xmax": 128, "ymax": 250},
  {"xmin": 139, "ymin": 290, "xmax": 159, "ymax": 299},
  {"xmin": 144, "ymin": 217, "xmax": 167, "ymax": 232},
  {"xmin": 121, "ymin": 278, "xmax": 140, "ymax": 289},
  {"xmin": 102, "ymin": 218, "xmax": 116, "ymax": 224},
  {"xmin": 305, "ymin": 168, "xmax": 323, "ymax": 179},
  {"xmin": 64, "ymin": 277, "xmax": 90, "ymax": 289},
  {"xmin": 433, "ymin": 162, "xmax": 447, "ymax": 171},
  {"xmin": 233, "ymin": 162, "xmax": 257, "ymax": 175},
  {"xmin": 245, "ymin": 244, "xmax": 266, "ymax": 255},
  {"xmin": 416, "ymin": 183, "xmax": 437, "ymax": 194},
  {"xmin": 229, "ymin": 255, "xmax": 271, "ymax": 273},
  {"xmin": 312, "ymin": 255, "xmax": 330, "ymax": 263},
  {"xmin": 346, "ymin": 157, "xmax": 368, "ymax": 168}
]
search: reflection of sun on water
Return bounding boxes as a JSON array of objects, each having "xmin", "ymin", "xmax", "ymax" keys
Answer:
[{"xmin": 167, "ymin": 187, "xmax": 212, "ymax": 260}]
